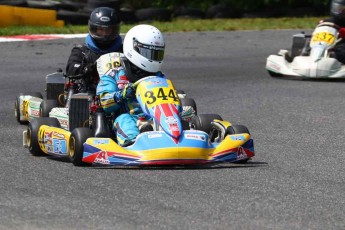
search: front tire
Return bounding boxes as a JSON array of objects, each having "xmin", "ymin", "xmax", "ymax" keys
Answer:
[
  {"xmin": 69, "ymin": 128, "xmax": 93, "ymax": 166},
  {"xmin": 27, "ymin": 118, "xmax": 61, "ymax": 156},
  {"xmin": 190, "ymin": 114, "xmax": 223, "ymax": 134},
  {"xmin": 226, "ymin": 125, "xmax": 250, "ymax": 135},
  {"xmin": 227, "ymin": 125, "xmax": 251, "ymax": 163}
]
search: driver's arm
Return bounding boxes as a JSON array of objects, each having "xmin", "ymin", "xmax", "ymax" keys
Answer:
[{"xmin": 66, "ymin": 45, "xmax": 86, "ymax": 77}]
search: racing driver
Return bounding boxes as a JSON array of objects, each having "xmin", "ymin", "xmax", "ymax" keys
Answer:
[
  {"xmin": 96, "ymin": 25, "xmax": 165, "ymax": 146},
  {"xmin": 302, "ymin": 0, "xmax": 345, "ymax": 63},
  {"xmin": 66, "ymin": 7, "xmax": 123, "ymax": 91}
]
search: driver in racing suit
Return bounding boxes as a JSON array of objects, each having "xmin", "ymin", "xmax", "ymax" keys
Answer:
[
  {"xmin": 65, "ymin": 7, "xmax": 123, "ymax": 91},
  {"xmin": 304, "ymin": 0, "xmax": 345, "ymax": 63},
  {"xmin": 96, "ymin": 25, "xmax": 165, "ymax": 146}
]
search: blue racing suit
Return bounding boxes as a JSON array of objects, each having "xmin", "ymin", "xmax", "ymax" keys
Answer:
[{"xmin": 96, "ymin": 66, "xmax": 164, "ymax": 146}]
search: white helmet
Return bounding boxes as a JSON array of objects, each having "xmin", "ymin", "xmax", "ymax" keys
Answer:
[{"xmin": 123, "ymin": 24, "xmax": 165, "ymax": 73}]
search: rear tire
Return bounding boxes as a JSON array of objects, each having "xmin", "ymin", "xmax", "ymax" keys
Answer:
[
  {"xmin": 268, "ymin": 70, "xmax": 282, "ymax": 78},
  {"xmin": 190, "ymin": 114, "xmax": 223, "ymax": 134},
  {"xmin": 40, "ymin": 99, "xmax": 58, "ymax": 117},
  {"xmin": 27, "ymin": 118, "xmax": 61, "ymax": 156},
  {"xmin": 69, "ymin": 128, "xmax": 93, "ymax": 166}
]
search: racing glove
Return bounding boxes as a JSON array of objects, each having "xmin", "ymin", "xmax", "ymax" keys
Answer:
[
  {"xmin": 113, "ymin": 83, "xmax": 136, "ymax": 103},
  {"xmin": 82, "ymin": 62, "xmax": 96, "ymax": 76}
]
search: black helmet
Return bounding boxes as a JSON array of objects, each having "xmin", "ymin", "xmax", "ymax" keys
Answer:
[
  {"xmin": 331, "ymin": 0, "xmax": 345, "ymax": 24},
  {"xmin": 88, "ymin": 7, "xmax": 120, "ymax": 49}
]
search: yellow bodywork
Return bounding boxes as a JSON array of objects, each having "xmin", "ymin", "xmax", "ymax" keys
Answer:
[{"xmin": 38, "ymin": 125, "xmax": 71, "ymax": 154}]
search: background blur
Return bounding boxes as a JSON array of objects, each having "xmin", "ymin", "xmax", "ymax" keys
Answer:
[{"xmin": 0, "ymin": 0, "xmax": 330, "ymax": 25}]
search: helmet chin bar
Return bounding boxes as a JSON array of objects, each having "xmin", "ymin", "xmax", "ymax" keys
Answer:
[
  {"xmin": 92, "ymin": 37, "xmax": 116, "ymax": 49},
  {"xmin": 130, "ymin": 62, "xmax": 152, "ymax": 79}
]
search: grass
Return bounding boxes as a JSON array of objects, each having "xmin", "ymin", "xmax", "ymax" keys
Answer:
[{"xmin": 0, "ymin": 17, "xmax": 322, "ymax": 36}]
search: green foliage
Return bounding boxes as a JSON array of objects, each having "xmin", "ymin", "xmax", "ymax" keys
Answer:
[
  {"xmin": 0, "ymin": 17, "xmax": 321, "ymax": 35},
  {"xmin": 123, "ymin": 0, "xmax": 330, "ymax": 11}
]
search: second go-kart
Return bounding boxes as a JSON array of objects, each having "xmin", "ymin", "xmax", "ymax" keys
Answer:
[
  {"xmin": 23, "ymin": 52, "xmax": 254, "ymax": 166},
  {"xmin": 14, "ymin": 70, "xmax": 65, "ymax": 124},
  {"xmin": 266, "ymin": 22, "xmax": 345, "ymax": 79}
]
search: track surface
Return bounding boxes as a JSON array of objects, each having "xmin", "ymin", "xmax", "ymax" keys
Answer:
[{"xmin": 1, "ymin": 30, "xmax": 345, "ymax": 229}]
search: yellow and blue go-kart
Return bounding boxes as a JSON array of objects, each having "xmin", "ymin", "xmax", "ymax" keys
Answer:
[{"xmin": 23, "ymin": 53, "xmax": 254, "ymax": 167}]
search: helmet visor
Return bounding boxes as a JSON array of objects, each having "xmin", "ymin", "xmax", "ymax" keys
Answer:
[
  {"xmin": 331, "ymin": 3, "xmax": 345, "ymax": 16},
  {"xmin": 89, "ymin": 24, "xmax": 120, "ymax": 41},
  {"xmin": 133, "ymin": 39, "xmax": 165, "ymax": 62}
]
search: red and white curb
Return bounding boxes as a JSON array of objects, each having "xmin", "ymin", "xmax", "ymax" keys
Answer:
[{"xmin": 0, "ymin": 33, "xmax": 87, "ymax": 42}]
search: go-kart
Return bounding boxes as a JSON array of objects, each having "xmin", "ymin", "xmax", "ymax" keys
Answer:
[
  {"xmin": 266, "ymin": 22, "xmax": 345, "ymax": 79},
  {"xmin": 22, "ymin": 52, "xmax": 199, "ymax": 160},
  {"xmin": 15, "ymin": 52, "xmax": 194, "ymax": 131},
  {"xmin": 22, "ymin": 52, "xmax": 254, "ymax": 166},
  {"xmin": 14, "ymin": 70, "xmax": 65, "ymax": 124}
]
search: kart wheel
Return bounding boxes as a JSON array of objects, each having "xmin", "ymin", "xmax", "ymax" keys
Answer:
[
  {"xmin": 40, "ymin": 99, "xmax": 58, "ymax": 117},
  {"xmin": 226, "ymin": 125, "xmax": 250, "ymax": 135},
  {"xmin": 27, "ymin": 117, "xmax": 61, "ymax": 156},
  {"xmin": 180, "ymin": 98, "xmax": 197, "ymax": 124},
  {"xmin": 15, "ymin": 95, "xmax": 27, "ymax": 124},
  {"xmin": 180, "ymin": 98, "xmax": 197, "ymax": 115},
  {"xmin": 268, "ymin": 70, "xmax": 282, "ymax": 78},
  {"xmin": 69, "ymin": 128, "xmax": 93, "ymax": 166},
  {"xmin": 226, "ymin": 125, "xmax": 251, "ymax": 163},
  {"xmin": 190, "ymin": 114, "xmax": 223, "ymax": 134}
]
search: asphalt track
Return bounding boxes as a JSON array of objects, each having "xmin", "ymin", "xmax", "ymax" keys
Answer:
[{"xmin": 1, "ymin": 30, "xmax": 345, "ymax": 230}]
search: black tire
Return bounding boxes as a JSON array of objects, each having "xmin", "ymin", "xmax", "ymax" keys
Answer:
[
  {"xmin": 135, "ymin": 8, "xmax": 172, "ymax": 22},
  {"xmin": 57, "ymin": 10, "xmax": 90, "ymax": 25},
  {"xmin": 173, "ymin": 7, "xmax": 205, "ymax": 19},
  {"xmin": 180, "ymin": 98, "xmax": 198, "ymax": 115},
  {"xmin": 226, "ymin": 125, "xmax": 250, "ymax": 135},
  {"xmin": 59, "ymin": 0, "xmax": 85, "ymax": 11},
  {"xmin": 40, "ymin": 100, "xmax": 58, "ymax": 117},
  {"xmin": 26, "ymin": 0, "xmax": 59, "ymax": 10},
  {"xmin": 206, "ymin": 4, "xmax": 242, "ymax": 19},
  {"xmin": 268, "ymin": 70, "xmax": 282, "ymax": 78},
  {"xmin": 0, "ymin": 0, "xmax": 27, "ymax": 7},
  {"xmin": 190, "ymin": 114, "xmax": 223, "ymax": 134},
  {"xmin": 226, "ymin": 125, "xmax": 251, "ymax": 163},
  {"xmin": 27, "ymin": 118, "xmax": 61, "ymax": 156},
  {"xmin": 119, "ymin": 8, "xmax": 138, "ymax": 23},
  {"xmin": 69, "ymin": 128, "xmax": 93, "ymax": 166},
  {"xmin": 86, "ymin": 0, "xmax": 121, "ymax": 10}
]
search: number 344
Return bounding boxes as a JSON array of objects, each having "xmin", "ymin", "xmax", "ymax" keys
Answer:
[{"xmin": 144, "ymin": 88, "xmax": 179, "ymax": 105}]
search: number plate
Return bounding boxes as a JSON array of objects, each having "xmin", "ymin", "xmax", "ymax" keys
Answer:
[{"xmin": 311, "ymin": 32, "xmax": 336, "ymax": 45}]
